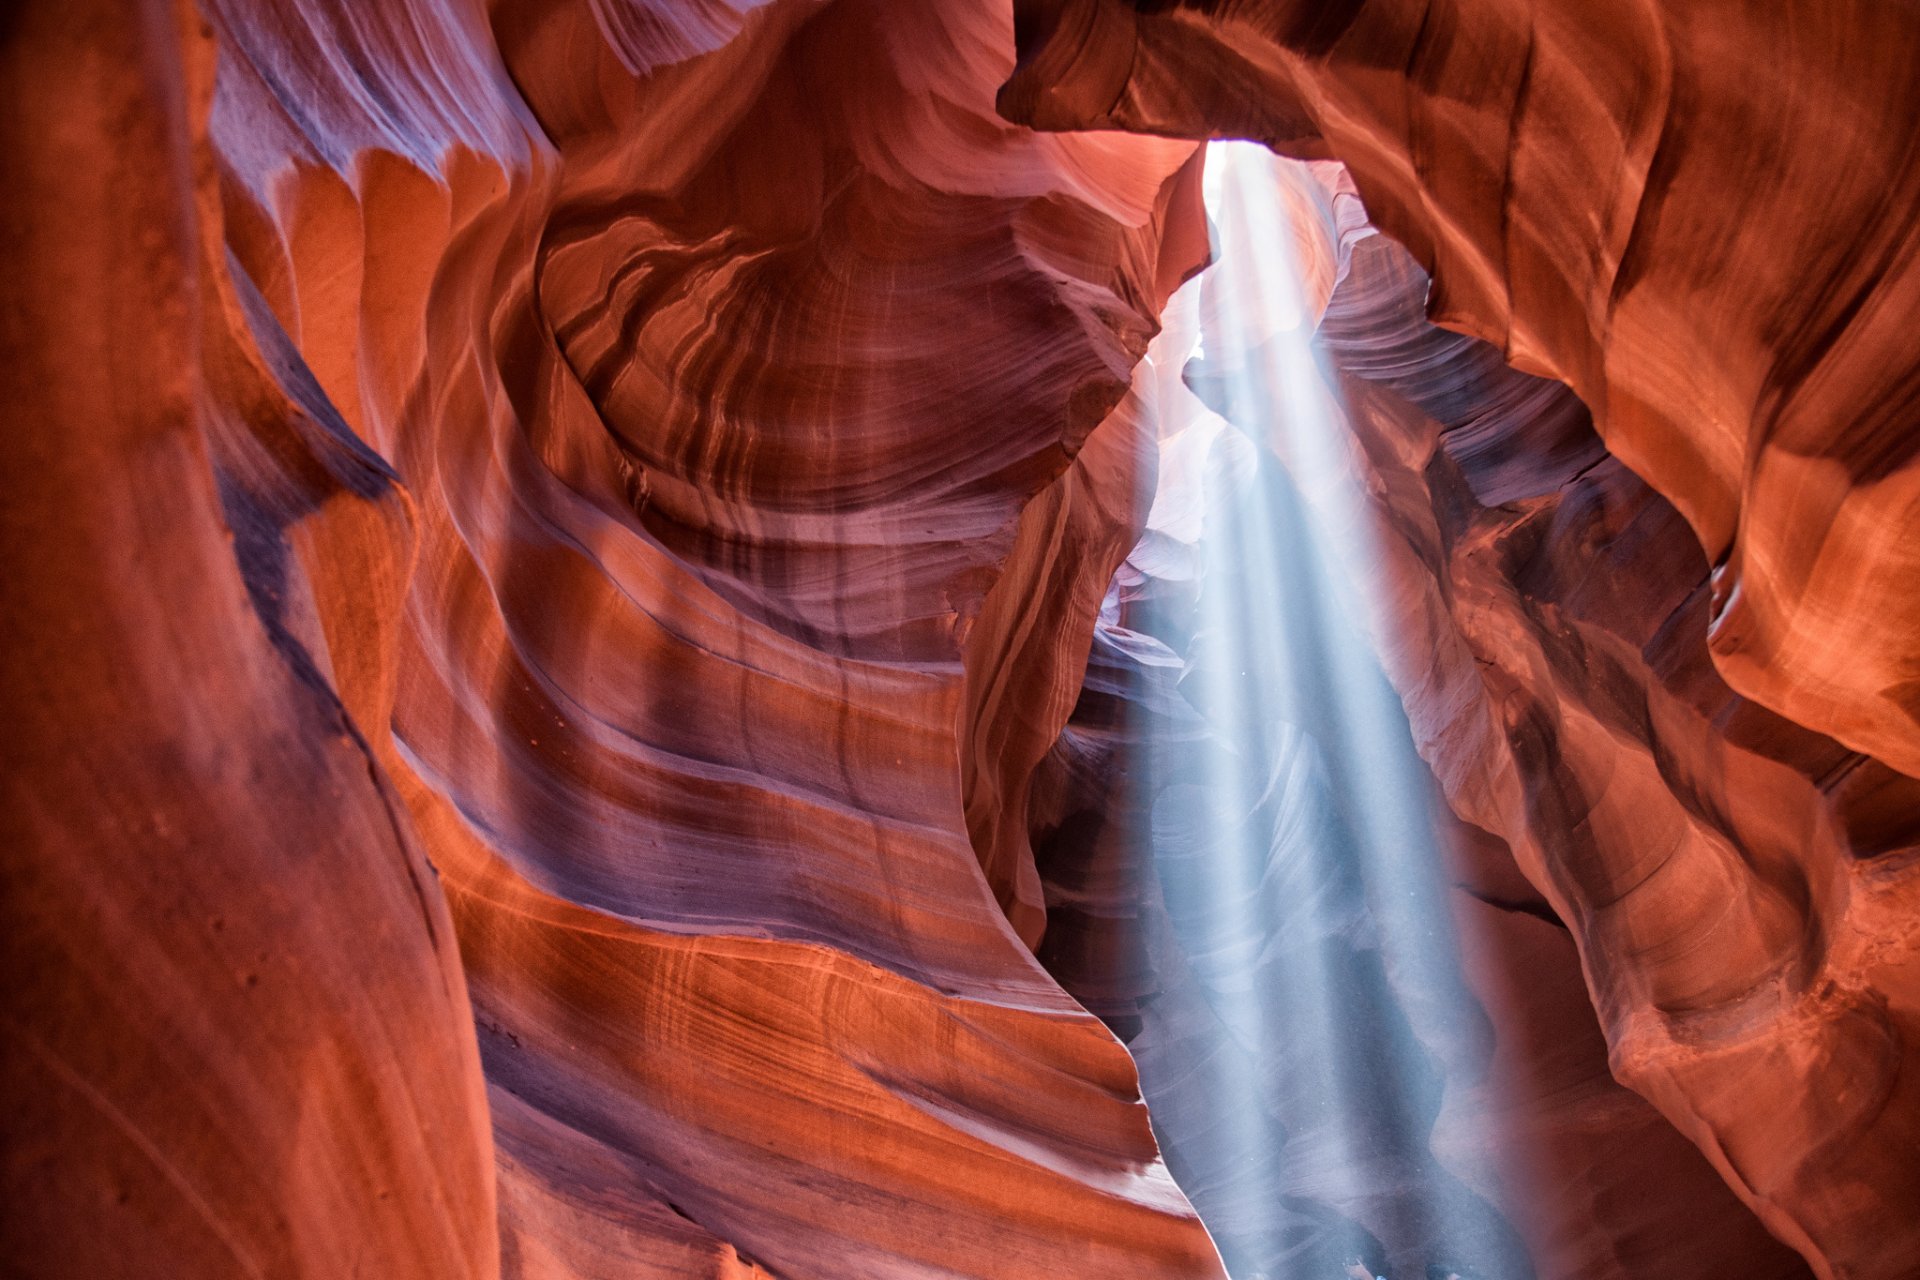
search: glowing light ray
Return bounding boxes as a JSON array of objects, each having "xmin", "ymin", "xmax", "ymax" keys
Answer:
[{"xmin": 1126, "ymin": 141, "xmax": 1533, "ymax": 1280}]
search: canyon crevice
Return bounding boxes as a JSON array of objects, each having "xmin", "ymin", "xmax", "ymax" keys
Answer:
[{"xmin": 4, "ymin": 3, "xmax": 1917, "ymax": 1279}]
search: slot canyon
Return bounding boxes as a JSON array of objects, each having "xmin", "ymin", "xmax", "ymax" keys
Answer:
[{"xmin": 5, "ymin": 2, "xmax": 1919, "ymax": 1278}]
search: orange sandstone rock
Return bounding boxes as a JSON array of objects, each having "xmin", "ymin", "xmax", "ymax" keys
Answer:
[{"xmin": 5, "ymin": 0, "xmax": 1220, "ymax": 1275}]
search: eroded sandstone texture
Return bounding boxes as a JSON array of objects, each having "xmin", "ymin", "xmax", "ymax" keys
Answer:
[
  {"xmin": 1032, "ymin": 162, "xmax": 1836, "ymax": 1276},
  {"xmin": 4, "ymin": 1, "xmax": 1918, "ymax": 1279},
  {"xmin": 1001, "ymin": 19, "xmax": 1920, "ymax": 1274},
  {"xmin": 6, "ymin": 1, "xmax": 1217, "ymax": 1276},
  {"xmin": 1002, "ymin": 0, "xmax": 1920, "ymax": 780}
]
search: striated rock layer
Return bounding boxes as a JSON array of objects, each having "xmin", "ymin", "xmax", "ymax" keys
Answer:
[
  {"xmin": 1001, "ymin": 0, "xmax": 1920, "ymax": 783},
  {"xmin": 1147, "ymin": 158, "xmax": 1917, "ymax": 1277},
  {"xmin": 1036, "ymin": 166, "xmax": 1831, "ymax": 1276},
  {"xmin": 1312, "ymin": 237, "xmax": 1920, "ymax": 1280},
  {"xmin": 1002, "ymin": 10, "xmax": 1920, "ymax": 1278},
  {"xmin": 1022, "ymin": 151, "xmax": 1831, "ymax": 1277},
  {"xmin": 6, "ymin": 1, "xmax": 1918, "ymax": 1278},
  {"xmin": 5, "ymin": 1, "xmax": 1222, "ymax": 1276}
]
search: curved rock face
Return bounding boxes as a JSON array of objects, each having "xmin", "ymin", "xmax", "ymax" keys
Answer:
[
  {"xmin": 1, "ymin": 7, "xmax": 498, "ymax": 1277},
  {"xmin": 1313, "ymin": 237, "xmax": 1920, "ymax": 1280},
  {"xmin": 1000, "ymin": 0, "xmax": 1920, "ymax": 785},
  {"xmin": 7, "ymin": 2, "xmax": 1918, "ymax": 1279},
  {"xmin": 1001, "ymin": 11, "xmax": 1920, "ymax": 1278},
  {"xmin": 1191, "ymin": 171, "xmax": 1917, "ymax": 1276},
  {"xmin": 6, "ymin": 1, "xmax": 1223, "ymax": 1276},
  {"xmin": 1026, "ymin": 161, "xmax": 1831, "ymax": 1279}
]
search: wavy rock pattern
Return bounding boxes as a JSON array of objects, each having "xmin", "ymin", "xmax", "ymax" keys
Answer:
[
  {"xmin": 1213, "ymin": 196, "xmax": 1917, "ymax": 1276},
  {"xmin": 1028, "ymin": 172, "xmax": 1826, "ymax": 1276},
  {"xmin": 9, "ymin": 2, "xmax": 1918, "ymax": 1278},
  {"xmin": 5, "ymin": 0, "xmax": 1224, "ymax": 1276},
  {"xmin": 1002, "ymin": 11, "xmax": 1920, "ymax": 1278},
  {"xmin": 1001, "ymin": 0, "xmax": 1920, "ymax": 783},
  {"xmin": 1305, "ymin": 158, "xmax": 1920, "ymax": 1280}
]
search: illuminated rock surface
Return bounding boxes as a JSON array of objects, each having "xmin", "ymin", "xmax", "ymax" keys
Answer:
[
  {"xmin": 1001, "ymin": 0, "xmax": 1920, "ymax": 780},
  {"xmin": 1038, "ymin": 178, "xmax": 1828, "ymax": 1276},
  {"xmin": 4, "ymin": 2, "xmax": 1917, "ymax": 1279},
  {"xmin": 1310, "ymin": 236, "xmax": 1920, "ymax": 1280},
  {"xmin": 1002, "ymin": 9, "xmax": 1920, "ymax": 1276}
]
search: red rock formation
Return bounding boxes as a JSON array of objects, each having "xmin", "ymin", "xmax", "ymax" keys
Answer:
[
  {"xmin": 1002, "ymin": 12, "xmax": 1920, "ymax": 1278},
  {"xmin": 5, "ymin": 0, "xmax": 1223, "ymax": 1275},
  {"xmin": 1306, "ymin": 154, "xmax": 1920, "ymax": 1280},
  {"xmin": 7, "ymin": 1, "xmax": 1918, "ymax": 1278},
  {"xmin": 1285, "ymin": 206, "xmax": 1849, "ymax": 1280},
  {"xmin": 1025, "ymin": 167, "xmax": 1830, "ymax": 1276},
  {"xmin": 1001, "ymin": 0, "xmax": 1920, "ymax": 783},
  {"xmin": 1194, "ymin": 162, "xmax": 1918, "ymax": 1277},
  {"xmin": 1, "ymin": 6, "xmax": 497, "ymax": 1276}
]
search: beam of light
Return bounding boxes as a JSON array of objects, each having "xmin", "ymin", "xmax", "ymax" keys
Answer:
[{"xmin": 1118, "ymin": 141, "xmax": 1535, "ymax": 1280}]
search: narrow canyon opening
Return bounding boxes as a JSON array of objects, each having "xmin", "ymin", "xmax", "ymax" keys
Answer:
[
  {"xmin": 1032, "ymin": 141, "xmax": 1823, "ymax": 1280},
  {"xmin": 6, "ymin": 5, "xmax": 1919, "ymax": 1280},
  {"xmin": 1086, "ymin": 141, "xmax": 1540, "ymax": 1280}
]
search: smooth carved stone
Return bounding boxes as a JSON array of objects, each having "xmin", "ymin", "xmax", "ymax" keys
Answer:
[
  {"xmin": 1002, "ymin": 12, "xmax": 1920, "ymax": 1277},
  {"xmin": 6, "ymin": 0, "xmax": 1224, "ymax": 1276},
  {"xmin": 11, "ymin": 2, "xmax": 1917, "ymax": 1278},
  {"xmin": 1029, "ymin": 205, "xmax": 1817, "ymax": 1276},
  {"xmin": 999, "ymin": 0, "xmax": 1920, "ymax": 782},
  {"xmin": 1, "ymin": 4, "xmax": 498, "ymax": 1277},
  {"xmin": 1280, "ymin": 218, "xmax": 1915, "ymax": 1276}
]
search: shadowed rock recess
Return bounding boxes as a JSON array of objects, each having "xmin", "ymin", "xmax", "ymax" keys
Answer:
[{"xmin": 1, "ymin": 3, "xmax": 1915, "ymax": 1280}]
